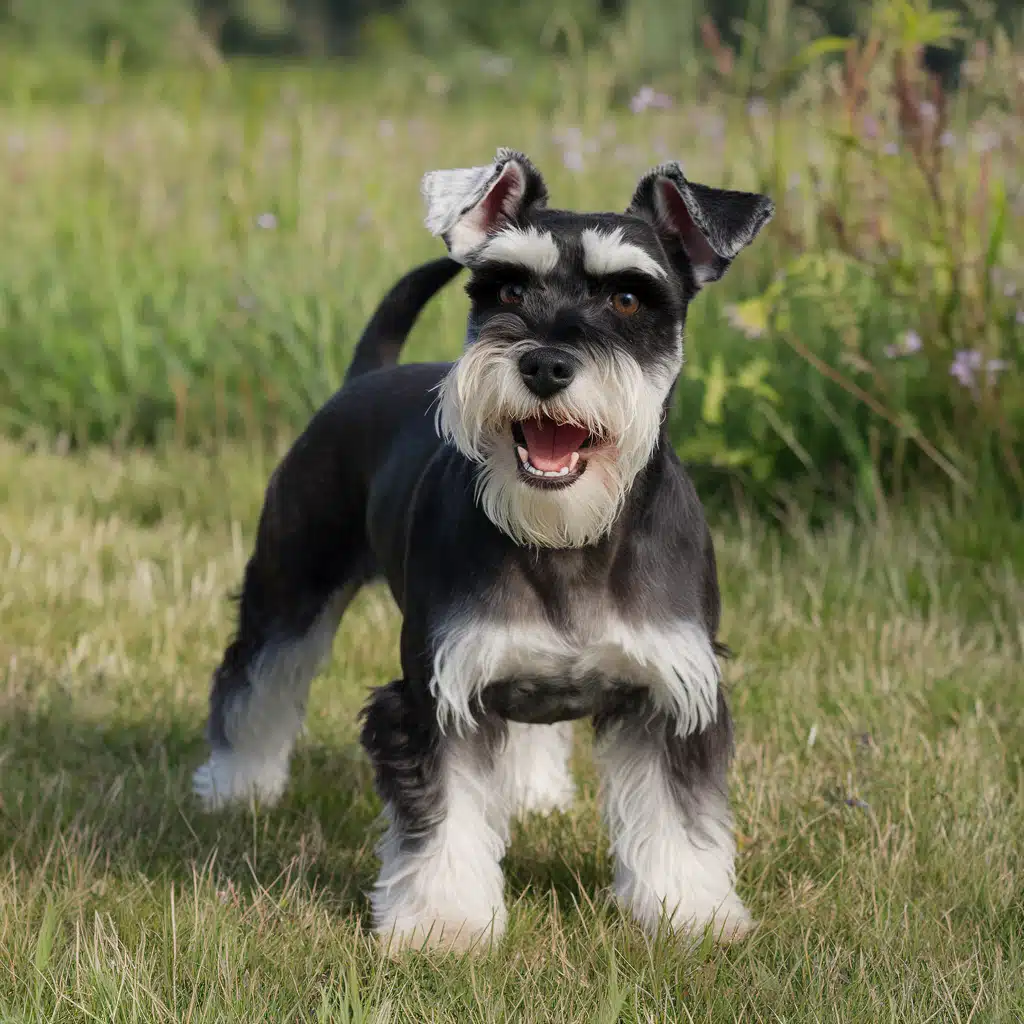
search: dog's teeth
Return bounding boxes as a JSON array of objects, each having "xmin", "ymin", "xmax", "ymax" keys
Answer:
[
  {"xmin": 569, "ymin": 452, "xmax": 580, "ymax": 472},
  {"xmin": 557, "ymin": 466, "xmax": 570, "ymax": 476},
  {"xmin": 516, "ymin": 445, "xmax": 529, "ymax": 465},
  {"xmin": 544, "ymin": 470, "xmax": 559, "ymax": 478}
]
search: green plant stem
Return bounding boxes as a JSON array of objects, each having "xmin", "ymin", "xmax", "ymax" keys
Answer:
[{"xmin": 778, "ymin": 326, "xmax": 969, "ymax": 492}]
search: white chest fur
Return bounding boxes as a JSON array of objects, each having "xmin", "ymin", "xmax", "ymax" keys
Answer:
[{"xmin": 431, "ymin": 614, "xmax": 720, "ymax": 736}]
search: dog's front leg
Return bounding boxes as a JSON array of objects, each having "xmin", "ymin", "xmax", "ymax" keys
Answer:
[
  {"xmin": 360, "ymin": 677, "xmax": 510, "ymax": 954},
  {"xmin": 595, "ymin": 694, "xmax": 754, "ymax": 943}
]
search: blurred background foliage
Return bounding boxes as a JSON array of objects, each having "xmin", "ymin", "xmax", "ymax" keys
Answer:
[
  {"xmin": 0, "ymin": 0, "xmax": 1021, "ymax": 522},
  {"xmin": 0, "ymin": 0, "xmax": 1021, "ymax": 71}
]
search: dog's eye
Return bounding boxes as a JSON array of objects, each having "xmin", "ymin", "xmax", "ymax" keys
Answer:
[
  {"xmin": 499, "ymin": 283, "xmax": 525, "ymax": 305},
  {"xmin": 610, "ymin": 292, "xmax": 641, "ymax": 316}
]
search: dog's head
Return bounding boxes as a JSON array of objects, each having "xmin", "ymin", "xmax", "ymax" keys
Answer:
[{"xmin": 424, "ymin": 148, "xmax": 773, "ymax": 549}]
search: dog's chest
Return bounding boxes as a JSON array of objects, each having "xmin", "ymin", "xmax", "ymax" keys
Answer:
[{"xmin": 431, "ymin": 611, "xmax": 720, "ymax": 731}]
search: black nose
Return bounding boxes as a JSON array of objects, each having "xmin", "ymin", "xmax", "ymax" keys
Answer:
[{"xmin": 518, "ymin": 348, "xmax": 577, "ymax": 399}]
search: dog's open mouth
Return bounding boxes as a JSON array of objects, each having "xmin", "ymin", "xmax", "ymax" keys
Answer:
[{"xmin": 511, "ymin": 416, "xmax": 597, "ymax": 487}]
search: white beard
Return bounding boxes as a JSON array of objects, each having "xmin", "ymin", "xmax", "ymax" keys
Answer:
[{"xmin": 435, "ymin": 336, "xmax": 681, "ymax": 549}]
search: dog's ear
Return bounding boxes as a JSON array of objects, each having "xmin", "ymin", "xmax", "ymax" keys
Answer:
[
  {"xmin": 628, "ymin": 162, "xmax": 774, "ymax": 288},
  {"xmin": 421, "ymin": 148, "xmax": 548, "ymax": 264}
]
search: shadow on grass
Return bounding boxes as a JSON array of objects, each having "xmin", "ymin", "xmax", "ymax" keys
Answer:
[{"xmin": 1, "ymin": 708, "xmax": 607, "ymax": 923}]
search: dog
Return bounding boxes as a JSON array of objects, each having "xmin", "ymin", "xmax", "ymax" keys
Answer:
[{"xmin": 192, "ymin": 148, "xmax": 774, "ymax": 953}]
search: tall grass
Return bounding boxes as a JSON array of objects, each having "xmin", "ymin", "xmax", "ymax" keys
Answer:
[{"xmin": 0, "ymin": 0, "xmax": 1021, "ymax": 512}]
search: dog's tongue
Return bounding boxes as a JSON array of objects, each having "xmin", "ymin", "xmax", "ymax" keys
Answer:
[{"xmin": 520, "ymin": 417, "xmax": 589, "ymax": 473}]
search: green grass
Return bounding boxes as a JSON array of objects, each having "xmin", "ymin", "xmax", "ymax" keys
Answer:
[{"xmin": 2, "ymin": 437, "xmax": 1022, "ymax": 1022}]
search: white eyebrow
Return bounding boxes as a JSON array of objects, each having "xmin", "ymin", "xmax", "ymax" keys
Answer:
[
  {"xmin": 477, "ymin": 226, "xmax": 560, "ymax": 274},
  {"xmin": 580, "ymin": 227, "xmax": 668, "ymax": 281}
]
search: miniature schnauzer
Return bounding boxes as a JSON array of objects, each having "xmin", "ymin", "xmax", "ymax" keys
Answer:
[{"xmin": 193, "ymin": 148, "xmax": 774, "ymax": 952}]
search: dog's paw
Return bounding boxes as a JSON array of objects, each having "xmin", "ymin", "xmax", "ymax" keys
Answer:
[
  {"xmin": 375, "ymin": 918, "xmax": 502, "ymax": 958},
  {"xmin": 670, "ymin": 898, "xmax": 757, "ymax": 946},
  {"xmin": 622, "ymin": 885, "xmax": 757, "ymax": 947},
  {"xmin": 700, "ymin": 901, "xmax": 757, "ymax": 945},
  {"xmin": 192, "ymin": 749, "xmax": 288, "ymax": 811}
]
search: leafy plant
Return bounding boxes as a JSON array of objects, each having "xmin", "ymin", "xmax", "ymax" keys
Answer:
[{"xmin": 715, "ymin": 0, "xmax": 1023, "ymax": 505}]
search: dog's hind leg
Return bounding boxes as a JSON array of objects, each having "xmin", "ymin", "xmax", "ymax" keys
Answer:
[
  {"xmin": 595, "ymin": 694, "xmax": 754, "ymax": 943},
  {"xmin": 496, "ymin": 722, "xmax": 576, "ymax": 817},
  {"xmin": 192, "ymin": 581, "xmax": 358, "ymax": 811},
  {"xmin": 193, "ymin": 441, "xmax": 372, "ymax": 811}
]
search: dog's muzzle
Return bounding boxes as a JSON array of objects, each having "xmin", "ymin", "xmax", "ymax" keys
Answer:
[{"xmin": 511, "ymin": 348, "xmax": 595, "ymax": 487}]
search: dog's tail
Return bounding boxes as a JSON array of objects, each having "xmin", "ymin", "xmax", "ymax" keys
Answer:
[{"xmin": 345, "ymin": 256, "xmax": 463, "ymax": 382}]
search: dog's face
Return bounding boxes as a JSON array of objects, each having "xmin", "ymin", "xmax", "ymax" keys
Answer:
[{"xmin": 424, "ymin": 149, "xmax": 774, "ymax": 549}]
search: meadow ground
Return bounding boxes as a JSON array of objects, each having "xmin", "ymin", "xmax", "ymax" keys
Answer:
[{"xmin": 1, "ymin": 438, "xmax": 1021, "ymax": 1023}]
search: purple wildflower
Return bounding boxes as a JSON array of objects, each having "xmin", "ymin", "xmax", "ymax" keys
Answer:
[
  {"xmin": 630, "ymin": 87, "xmax": 652, "ymax": 113},
  {"xmin": 705, "ymin": 113, "xmax": 726, "ymax": 141},
  {"xmin": 630, "ymin": 86, "xmax": 673, "ymax": 114},
  {"xmin": 747, "ymin": 97, "xmax": 768, "ymax": 119},
  {"xmin": 884, "ymin": 329, "xmax": 923, "ymax": 358},
  {"xmin": 883, "ymin": 142, "xmax": 898, "ymax": 156},
  {"xmin": 1016, "ymin": 310, "xmax": 1024, "ymax": 326},
  {"xmin": 939, "ymin": 131, "xmax": 956, "ymax": 148},
  {"xmin": 562, "ymin": 149, "xmax": 585, "ymax": 172},
  {"xmin": 986, "ymin": 359, "xmax": 1008, "ymax": 380},
  {"xmin": 861, "ymin": 114, "xmax": 880, "ymax": 139},
  {"xmin": 950, "ymin": 349, "xmax": 982, "ymax": 388},
  {"xmin": 919, "ymin": 100, "xmax": 937, "ymax": 122},
  {"xmin": 649, "ymin": 88, "xmax": 673, "ymax": 110},
  {"xmin": 255, "ymin": 213, "xmax": 277, "ymax": 230}
]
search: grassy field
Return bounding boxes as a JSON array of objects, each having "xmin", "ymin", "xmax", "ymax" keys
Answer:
[
  {"xmin": 1, "ymin": 437, "xmax": 1021, "ymax": 1022},
  {"xmin": 1, "ymin": 7, "xmax": 1022, "ymax": 1017}
]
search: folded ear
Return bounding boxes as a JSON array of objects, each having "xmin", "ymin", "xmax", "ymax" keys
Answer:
[
  {"xmin": 628, "ymin": 162, "xmax": 774, "ymax": 288},
  {"xmin": 421, "ymin": 148, "xmax": 548, "ymax": 264}
]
